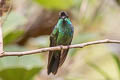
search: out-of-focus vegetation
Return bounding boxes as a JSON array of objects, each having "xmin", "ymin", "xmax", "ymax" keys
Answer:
[{"xmin": 1, "ymin": 0, "xmax": 120, "ymax": 80}]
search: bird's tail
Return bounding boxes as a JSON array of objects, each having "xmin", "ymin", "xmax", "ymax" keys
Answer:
[{"xmin": 47, "ymin": 51, "xmax": 61, "ymax": 75}]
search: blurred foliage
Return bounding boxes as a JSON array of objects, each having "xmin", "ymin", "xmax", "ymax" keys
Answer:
[
  {"xmin": 0, "ymin": 44, "xmax": 44, "ymax": 80},
  {"xmin": 1, "ymin": 10, "xmax": 44, "ymax": 79},
  {"xmin": 87, "ymin": 62, "xmax": 111, "ymax": 80},
  {"xmin": 86, "ymin": 53, "xmax": 120, "ymax": 80},
  {"xmin": 1, "ymin": 0, "xmax": 120, "ymax": 80},
  {"xmin": 112, "ymin": 54, "xmax": 120, "ymax": 80},
  {"xmin": 34, "ymin": 0, "xmax": 74, "ymax": 9}
]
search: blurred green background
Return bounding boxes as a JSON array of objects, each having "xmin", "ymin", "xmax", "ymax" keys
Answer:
[{"xmin": 1, "ymin": 0, "xmax": 120, "ymax": 80}]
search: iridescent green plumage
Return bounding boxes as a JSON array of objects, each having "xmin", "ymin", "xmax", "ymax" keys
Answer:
[{"xmin": 47, "ymin": 12, "xmax": 74, "ymax": 75}]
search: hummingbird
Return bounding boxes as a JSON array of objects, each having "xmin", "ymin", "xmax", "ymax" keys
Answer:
[{"xmin": 47, "ymin": 11, "xmax": 74, "ymax": 75}]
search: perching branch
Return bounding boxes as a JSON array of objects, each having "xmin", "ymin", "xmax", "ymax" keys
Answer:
[{"xmin": 0, "ymin": 39, "xmax": 120, "ymax": 57}]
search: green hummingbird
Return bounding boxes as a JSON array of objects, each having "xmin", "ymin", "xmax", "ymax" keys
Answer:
[{"xmin": 47, "ymin": 11, "xmax": 74, "ymax": 75}]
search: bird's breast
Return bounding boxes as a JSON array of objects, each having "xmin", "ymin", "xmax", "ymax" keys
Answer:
[{"xmin": 57, "ymin": 27, "xmax": 73, "ymax": 45}]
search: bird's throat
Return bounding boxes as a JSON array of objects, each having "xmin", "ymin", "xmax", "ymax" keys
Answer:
[{"xmin": 62, "ymin": 19, "xmax": 66, "ymax": 25}]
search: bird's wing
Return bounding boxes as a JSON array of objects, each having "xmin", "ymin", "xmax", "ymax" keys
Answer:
[
  {"xmin": 48, "ymin": 35, "xmax": 56, "ymax": 66},
  {"xmin": 47, "ymin": 26, "xmax": 59, "ymax": 74},
  {"xmin": 48, "ymin": 26, "xmax": 58, "ymax": 64}
]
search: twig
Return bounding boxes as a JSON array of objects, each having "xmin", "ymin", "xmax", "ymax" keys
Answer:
[
  {"xmin": 0, "ymin": 19, "xmax": 3, "ymax": 54},
  {"xmin": 0, "ymin": 39, "xmax": 120, "ymax": 57}
]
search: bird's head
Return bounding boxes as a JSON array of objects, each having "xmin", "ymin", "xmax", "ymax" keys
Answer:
[
  {"xmin": 58, "ymin": 11, "xmax": 71, "ymax": 25},
  {"xmin": 59, "ymin": 11, "xmax": 68, "ymax": 20}
]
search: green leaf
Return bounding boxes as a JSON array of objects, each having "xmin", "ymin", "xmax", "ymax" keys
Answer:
[
  {"xmin": 34, "ymin": 0, "xmax": 74, "ymax": 9},
  {"xmin": 3, "ymin": 30, "xmax": 24, "ymax": 45},
  {"xmin": 0, "ymin": 68, "xmax": 41, "ymax": 80}
]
